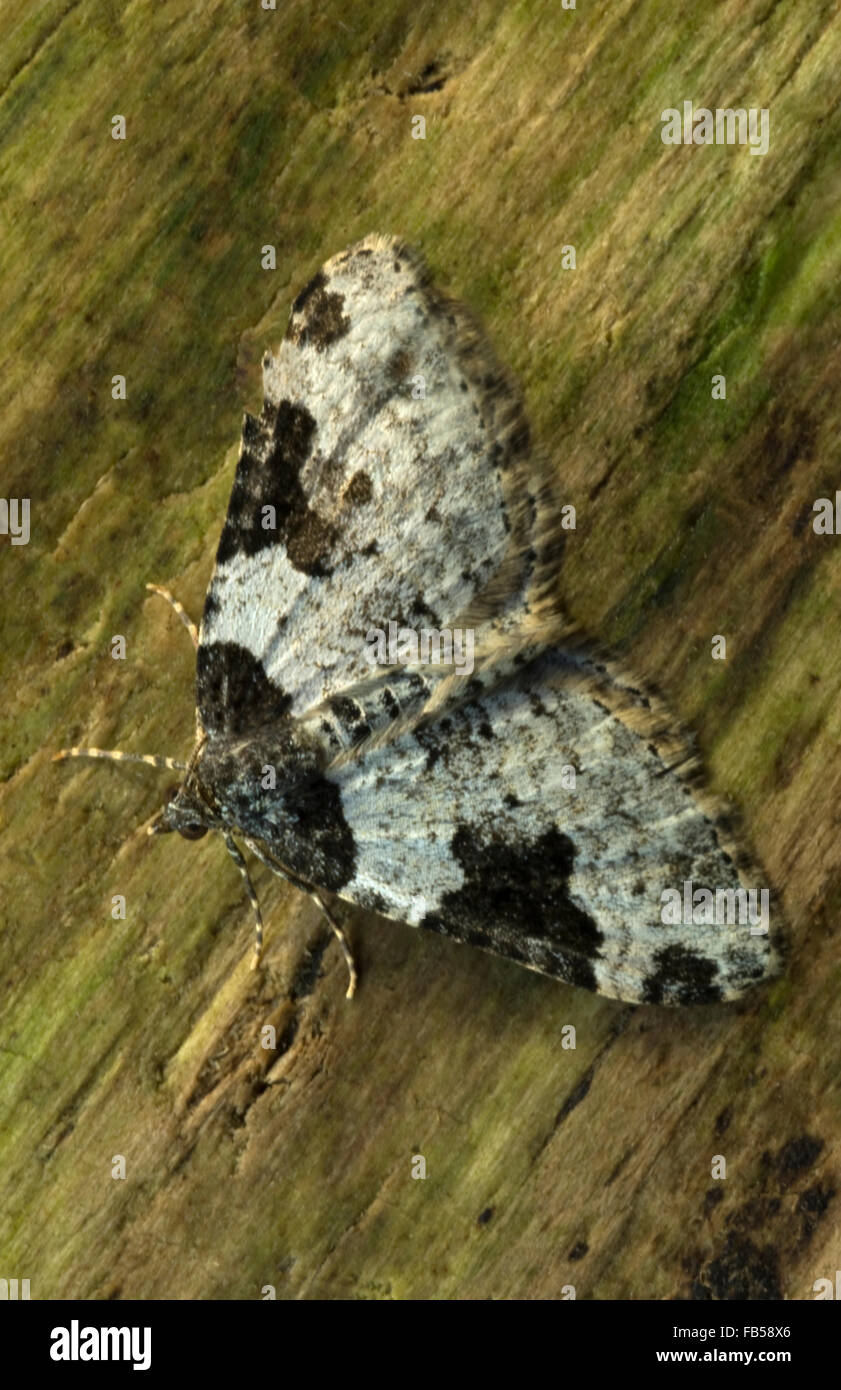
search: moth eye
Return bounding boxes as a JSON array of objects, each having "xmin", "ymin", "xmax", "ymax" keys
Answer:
[{"xmin": 178, "ymin": 822, "xmax": 207, "ymax": 841}]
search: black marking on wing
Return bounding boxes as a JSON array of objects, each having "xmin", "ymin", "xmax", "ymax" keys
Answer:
[
  {"xmin": 197, "ymin": 641, "xmax": 292, "ymax": 736},
  {"xmin": 327, "ymin": 695, "xmax": 372, "ymax": 747},
  {"xmin": 420, "ymin": 826, "xmax": 603, "ymax": 991},
  {"xmin": 641, "ymin": 945, "xmax": 723, "ymax": 1005},
  {"xmin": 379, "ymin": 687, "xmax": 400, "ymax": 721},
  {"xmin": 281, "ymin": 774, "xmax": 357, "ymax": 891},
  {"xmin": 342, "ymin": 470, "xmax": 373, "ymax": 508},
  {"xmin": 286, "ymin": 271, "xmax": 350, "ymax": 351},
  {"xmin": 215, "ymin": 401, "xmax": 336, "ymax": 574}
]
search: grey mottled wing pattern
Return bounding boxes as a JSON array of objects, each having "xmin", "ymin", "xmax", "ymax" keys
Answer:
[
  {"xmin": 313, "ymin": 649, "xmax": 779, "ymax": 1005},
  {"xmin": 197, "ymin": 234, "xmax": 561, "ymax": 737}
]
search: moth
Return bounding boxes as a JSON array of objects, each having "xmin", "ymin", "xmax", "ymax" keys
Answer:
[{"xmin": 57, "ymin": 234, "xmax": 781, "ymax": 1005}]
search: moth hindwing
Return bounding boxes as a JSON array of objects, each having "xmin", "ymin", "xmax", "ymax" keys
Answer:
[{"xmin": 58, "ymin": 234, "xmax": 781, "ymax": 1006}]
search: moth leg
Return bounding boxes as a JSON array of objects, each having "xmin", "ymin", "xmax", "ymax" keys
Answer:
[
  {"xmin": 243, "ymin": 837, "xmax": 358, "ymax": 1000},
  {"xmin": 224, "ymin": 834, "xmax": 264, "ymax": 968},
  {"xmin": 310, "ymin": 891, "xmax": 358, "ymax": 1001},
  {"xmin": 53, "ymin": 747, "xmax": 188, "ymax": 771},
  {"xmin": 146, "ymin": 583, "xmax": 199, "ymax": 649}
]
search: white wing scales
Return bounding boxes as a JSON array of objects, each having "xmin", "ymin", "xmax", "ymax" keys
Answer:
[
  {"xmin": 198, "ymin": 234, "xmax": 559, "ymax": 734},
  {"xmin": 325, "ymin": 650, "xmax": 779, "ymax": 1005}
]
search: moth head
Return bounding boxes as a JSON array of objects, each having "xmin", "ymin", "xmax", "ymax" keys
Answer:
[{"xmin": 151, "ymin": 780, "xmax": 212, "ymax": 840}]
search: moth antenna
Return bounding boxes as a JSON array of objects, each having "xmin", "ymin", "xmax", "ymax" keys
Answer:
[
  {"xmin": 54, "ymin": 593, "xmax": 204, "ymax": 774},
  {"xmin": 183, "ymin": 732, "xmax": 208, "ymax": 781},
  {"xmin": 146, "ymin": 583, "xmax": 205, "ymax": 740},
  {"xmin": 146, "ymin": 583, "xmax": 199, "ymax": 650},
  {"xmin": 242, "ymin": 837, "xmax": 358, "ymax": 999},
  {"xmin": 223, "ymin": 834, "xmax": 264, "ymax": 968},
  {"xmin": 53, "ymin": 747, "xmax": 188, "ymax": 771}
]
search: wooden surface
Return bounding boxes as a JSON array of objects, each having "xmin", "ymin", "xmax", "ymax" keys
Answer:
[{"xmin": 1, "ymin": 0, "xmax": 839, "ymax": 1299}]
